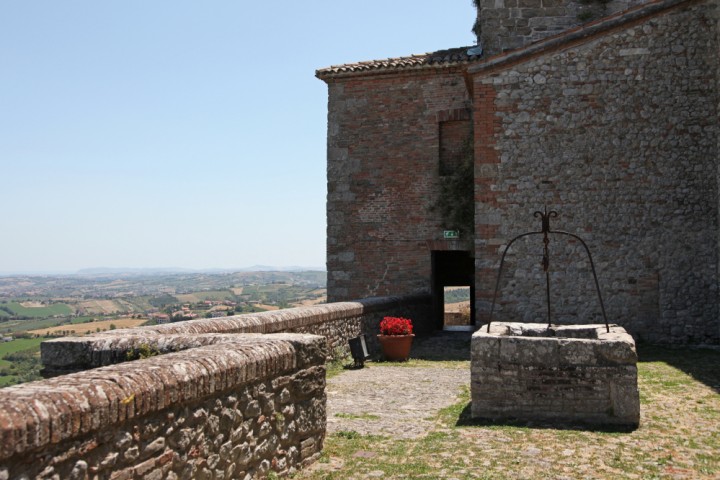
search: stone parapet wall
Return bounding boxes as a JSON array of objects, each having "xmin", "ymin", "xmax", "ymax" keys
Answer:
[
  {"xmin": 41, "ymin": 295, "xmax": 432, "ymax": 376},
  {"xmin": 0, "ymin": 295, "xmax": 432, "ymax": 477},
  {"xmin": 0, "ymin": 334, "xmax": 327, "ymax": 480},
  {"xmin": 472, "ymin": 0, "xmax": 719, "ymax": 344}
]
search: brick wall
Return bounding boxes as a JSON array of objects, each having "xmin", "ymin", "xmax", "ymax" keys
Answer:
[
  {"xmin": 472, "ymin": 0, "xmax": 719, "ymax": 344},
  {"xmin": 325, "ymin": 70, "xmax": 473, "ymax": 303}
]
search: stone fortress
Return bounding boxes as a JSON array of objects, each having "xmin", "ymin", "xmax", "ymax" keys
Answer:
[
  {"xmin": 0, "ymin": 1, "xmax": 718, "ymax": 478},
  {"xmin": 317, "ymin": 0, "xmax": 719, "ymax": 346}
]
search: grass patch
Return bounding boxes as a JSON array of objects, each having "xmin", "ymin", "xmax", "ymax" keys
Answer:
[
  {"xmin": 335, "ymin": 413, "xmax": 380, "ymax": 421},
  {"xmin": 372, "ymin": 357, "xmax": 470, "ymax": 369}
]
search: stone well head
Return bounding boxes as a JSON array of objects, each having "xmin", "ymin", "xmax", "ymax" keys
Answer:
[{"xmin": 471, "ymin": 322, "xmax": 640, "ymax": 427}]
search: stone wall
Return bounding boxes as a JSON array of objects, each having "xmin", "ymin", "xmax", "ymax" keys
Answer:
[
  {"xmin": 472, "ymin": 0, "xmax": 719, "ymax": 344},
  {"xmin": 471, "ymin": 322, "xmax": 640, "ymax": 426},
  {"xmin": 41, "ymin": 294, "xmax": 433, "ymax": 376},
  {"xmin": 475, "ymin": 0, "xmax": 647, "ymax": 55},
  {"xmin": 325, "ymin": 70, "xmax": 473, "ymax": 302},
  {"xmin": 0, "ymin": 335, "xmax": 326, "ymax": 480},
  {"xmin": 0, "ymin": 295, "xmax": 433, "ymax": 478}
]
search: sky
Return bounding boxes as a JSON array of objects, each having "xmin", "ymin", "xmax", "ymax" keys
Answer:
[{"xmin": 0, "ymin": 1, "xmax": 477, "ymax": 274}]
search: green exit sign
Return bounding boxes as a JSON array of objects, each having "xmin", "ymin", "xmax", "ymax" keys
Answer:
[{"xmin": 443, "ymin": 230, "xmax": 460, "ymax": 239}]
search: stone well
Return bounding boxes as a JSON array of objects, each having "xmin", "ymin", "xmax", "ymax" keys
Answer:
[{"xmin": 471, "ymin": 322, "xmax": 640, "ymax": 427}]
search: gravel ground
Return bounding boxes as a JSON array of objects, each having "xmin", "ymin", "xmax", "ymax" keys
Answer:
[
  {"xmin": 326, "ymin": 364, "xmax": 469, "ymax": 439},
  {"xmin": 325, "ymin": 331, "xmax": 472, "ymax": 439}
]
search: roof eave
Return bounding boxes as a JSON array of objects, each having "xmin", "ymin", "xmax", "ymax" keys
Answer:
[{"xmin": 316, "ymin": 60, "xmax": 478, "ymax": 82}]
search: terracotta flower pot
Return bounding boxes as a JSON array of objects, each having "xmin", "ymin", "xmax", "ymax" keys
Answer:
[{"xmin": 377, "ymin": 334, "xmax": 415, "ymax": 361}]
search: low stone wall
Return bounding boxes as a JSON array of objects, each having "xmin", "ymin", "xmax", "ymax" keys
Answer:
[
  {"xmin": 0, "ymin": 334, "xmax": 326, "ymax": 480},
  {"xmin": 41, "ymin": 294, "xmax": 432, "ymax": 376},
  {"xmin": 0, "ymin": 295, "xmax": 432, "ymax": 478},
  {"xmin": 471, "ymin": 322, "xmax": 640, "ymax": 427}
]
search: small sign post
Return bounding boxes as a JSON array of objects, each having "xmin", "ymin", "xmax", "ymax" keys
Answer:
[{"xmin": 443, "ymin": 230, "xmax": 460, "ymax": 239}]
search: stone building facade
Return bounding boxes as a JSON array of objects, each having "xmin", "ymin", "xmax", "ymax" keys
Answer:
[{"xmin": 317, "ymin": 0, "xmax": 719, "ymax": 344}]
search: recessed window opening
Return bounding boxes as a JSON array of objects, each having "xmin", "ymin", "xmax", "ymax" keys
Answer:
[{"xmin": 439, "ymin": 119, "xmax": 472, "ymax": 176}]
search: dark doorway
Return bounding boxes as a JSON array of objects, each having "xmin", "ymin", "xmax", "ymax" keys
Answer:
[
  {"xmin": 431, "ymin": 250, "xmax": 475, "ymax": 331},
  {"xmin": 443, "ymin": 286, "xmax": 472, "ymax": 330}
]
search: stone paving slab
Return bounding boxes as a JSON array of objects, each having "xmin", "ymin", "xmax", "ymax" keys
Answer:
[
  {"xmin": 325, "ymin": 331, "xmax": 472, "ymax": 439},
  {"xmin": 326, "ymin": 365, "xmax": 469, "ymax": 439}
]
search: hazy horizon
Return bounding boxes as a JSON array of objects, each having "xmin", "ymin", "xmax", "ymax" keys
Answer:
[
  {"xmin": 0, "ymin": 264, "xmax": 326, "ymax": 277},
  {"xmin": 0, "ymin": 1, "xmax": 477, "ymax": 273}
]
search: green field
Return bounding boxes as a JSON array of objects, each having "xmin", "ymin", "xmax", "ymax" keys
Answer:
[
  {"xmin": 4, "ymin": 302, "xmax": 73, "ymax": 318},
  {"xmin": 70, "ymin": 316, "xmax": 97, "ymax": 325},
  {"xmin": 0, "ymin": 337, "xmax": 44, "ymax": 356},
  {"xmin": 176, "ymin": 290, "xmax": 237, "ymax": 302},
  {"xmin": 0, "ymin": 317, "xmax": 72, "ymax": 335},
  {"xmin": 125, "ymin": 296, "xmax": 154, "ymax": 312},
  {"xmin": 0, "ymin": 338, "xmax": 43, "ymax": 387},
  {"xmin": 0, "ymin": 376, "xmax": 16, "ymax": 387}
]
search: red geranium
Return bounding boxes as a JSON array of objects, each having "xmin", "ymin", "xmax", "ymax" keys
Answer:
[{"xmin": 380, "ymin": 316, "xmax": 413, "ymax": 336}]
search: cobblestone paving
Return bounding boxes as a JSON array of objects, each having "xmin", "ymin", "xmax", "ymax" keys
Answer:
[{"xmin": 325, "ymin": 331, "xmax": 472, "ymax": 439}]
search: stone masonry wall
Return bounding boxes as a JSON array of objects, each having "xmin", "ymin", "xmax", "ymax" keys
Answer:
[
  {"xmin": 326, "ymin": 70, "xmax": 473, "ymax": 302},
  {"xmin": 0, "ymin": 295, "xmax": 432, "ymax": 477},
  {"xmin": 473, "ymin": 0, "xmax": 719, "ymax": 344},
  {"xmin": 0, "ymin": 334, "xmax": 326, "ymax": 480},
  {"xmin": 41, "ymin": 294, "xmax": 433, "ymax": 376},
  {"xmin": 471, "ymin": 323, "xmax": 640, "ymax": 426},
  {"xmin": 476, "ymin": 0, "xmax": 647, "ymax": 55}
]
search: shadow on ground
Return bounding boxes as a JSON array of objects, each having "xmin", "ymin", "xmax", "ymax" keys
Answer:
[
  {"xmin": 453, "ymin": 403, "xmax": 638, "ymax": 433},
  {"xmin": 410, "ymin": 330, "xmax": 473, "ymax": 361},
  {"xmin": 637, "ymin": 343, "xmax": 720, "ymax": 393}
]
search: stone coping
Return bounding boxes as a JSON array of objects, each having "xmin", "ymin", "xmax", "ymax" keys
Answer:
[
  {"xmin": 475, "ymin": 322, "xmax": 638, "ymax": 366},
  {"xmin": 0, "ymin": 334, "xmax": 326, "ymax": 461},
  {"xmin": 95, "ymin": 294, "xmax": 427, "ymax": 338}
]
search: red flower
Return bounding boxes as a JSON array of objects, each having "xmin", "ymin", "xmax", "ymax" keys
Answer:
[{"xmin": 380, "ymin": 316, "xmax": 413, "ymax": 336}]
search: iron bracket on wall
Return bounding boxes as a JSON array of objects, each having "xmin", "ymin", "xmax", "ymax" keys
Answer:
[{"xmin": 487, "ymin": 207, "xmax": 609, "ymax": 333}]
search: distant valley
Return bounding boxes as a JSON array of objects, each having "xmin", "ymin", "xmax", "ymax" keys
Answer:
[{"xmin": 0, "ymin": 270, "xmax": 326, "ymax": 387}]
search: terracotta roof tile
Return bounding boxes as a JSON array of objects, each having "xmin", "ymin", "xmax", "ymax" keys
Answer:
[{"xmin": 316, "ymin": 46, "xmax": 482, "ymax": 79}]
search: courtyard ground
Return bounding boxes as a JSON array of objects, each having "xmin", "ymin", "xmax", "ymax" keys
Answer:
[{"xmin": 295, "ymin": 332, "xmax": 720, "ymax": 479}]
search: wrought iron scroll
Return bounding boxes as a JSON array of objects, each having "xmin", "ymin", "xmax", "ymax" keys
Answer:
[{"xmin": 487, "ymin": 207, "xmax": 609, "ymax": 333}]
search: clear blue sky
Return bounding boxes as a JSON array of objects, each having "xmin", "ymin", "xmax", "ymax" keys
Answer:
[{"xmin": 0, "ymin": 1, "xmax": 477, "ymax": 274}]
